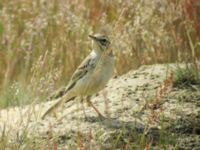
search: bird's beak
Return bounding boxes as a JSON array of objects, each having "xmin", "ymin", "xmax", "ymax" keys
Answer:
[{"xmin": 89, "ymin": 35, "xmax": 98, "ymax": 41}]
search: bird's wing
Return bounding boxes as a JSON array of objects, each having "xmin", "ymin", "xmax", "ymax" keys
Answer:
[
  {"xmin": 45, "ymin": 53, "xmax": 97, "ymax": 101},
  {"xmin": 47, "ymin": 86, "xmax": 67, "ymax": 101},
  {"xmin": 66, "ymin": 53, "xmax": 96, "ymax": 91},
  {"xmin": 41, "ymin": 54, "xmax": 97, "ymax": 119}
]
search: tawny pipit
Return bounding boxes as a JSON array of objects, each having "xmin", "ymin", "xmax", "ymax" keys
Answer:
[{"xmin": 41, "ymin": 34, "xmax": 114, "ymax": 119}]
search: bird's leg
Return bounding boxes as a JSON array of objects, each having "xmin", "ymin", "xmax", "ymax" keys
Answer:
[
  {"xmin": 52, "ymin": 110, "xmax": 58, "ymax": 118},
  {"xmin": 81, "ymin": 97, "xmax": 88, "ymax": 119},
  {"xmin": 86, "ymin": 96, "xmax": 106, "ymax": 118}
]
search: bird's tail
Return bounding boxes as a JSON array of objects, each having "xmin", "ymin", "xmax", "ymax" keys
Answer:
[
  {"xmin": 41, "ymin": 95, "xmax": 75, "ymax": 119},
  {"xmin": 47, "ymin": 87, "xmax": 68, "ymax": 101}
]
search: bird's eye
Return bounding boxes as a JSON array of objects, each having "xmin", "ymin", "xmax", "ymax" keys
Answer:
[
  {"xmin": 100, "ymin": 39, "xmax": 107, "ymax": 44},
  {"xmin": 101, "ymin": 39, "xmax": 107, "ymax": 43},
  {"xmin": 100, "ymin": 39, "xmax": 107, "ymax": 46}
]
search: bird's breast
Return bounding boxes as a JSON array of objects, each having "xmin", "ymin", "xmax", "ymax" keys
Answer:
[
  {"xmin": 75, "ymin": 55, "xmax": 114, "ymax": 96},
  {"xmin": 91, "ymin": 56, "xmax": 114, "ymax": 90}
]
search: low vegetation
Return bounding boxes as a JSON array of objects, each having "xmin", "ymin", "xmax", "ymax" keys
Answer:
[
  {"xmin": 173, "ymin": 63, "xmax": 200, "ymax": 88},
  {"xmin": 0, "ymin": 0, "xmax": 200, "ymax": 149}
]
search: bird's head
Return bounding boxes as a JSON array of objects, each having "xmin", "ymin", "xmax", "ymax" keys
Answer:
[{"xmin": 89, "ymin": 34, "xmax": 111, "ymax": 53}]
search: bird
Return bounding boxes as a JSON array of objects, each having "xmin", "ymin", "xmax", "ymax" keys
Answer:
[{"xmin": 41, "ymin": 33, "xmax": 114, "ymax": 119}]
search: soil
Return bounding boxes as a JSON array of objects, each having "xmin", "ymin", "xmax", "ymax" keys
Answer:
[{"xmin": 0, "ymin": 64, "xmax": 200, "ymax": 149}]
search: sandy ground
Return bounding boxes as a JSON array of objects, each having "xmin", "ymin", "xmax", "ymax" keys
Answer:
[{"xmin": 0, "ymin": 64, "xmax": 200, "ymax": 149}]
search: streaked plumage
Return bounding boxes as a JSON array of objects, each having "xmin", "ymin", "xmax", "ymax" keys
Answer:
[{"xmin": 41, "ymin": 34, "xmax": 114, "ymax": 119}]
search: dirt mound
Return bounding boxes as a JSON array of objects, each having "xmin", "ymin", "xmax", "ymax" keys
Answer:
[{"xmin": 1, "ymin": 64, "xmax": 200, "ymax": 149}]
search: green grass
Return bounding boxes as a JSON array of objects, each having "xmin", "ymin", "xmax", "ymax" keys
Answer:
[{"xmin": 173, "ymin": 64, "xmax": 200, "ymax": 88}]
